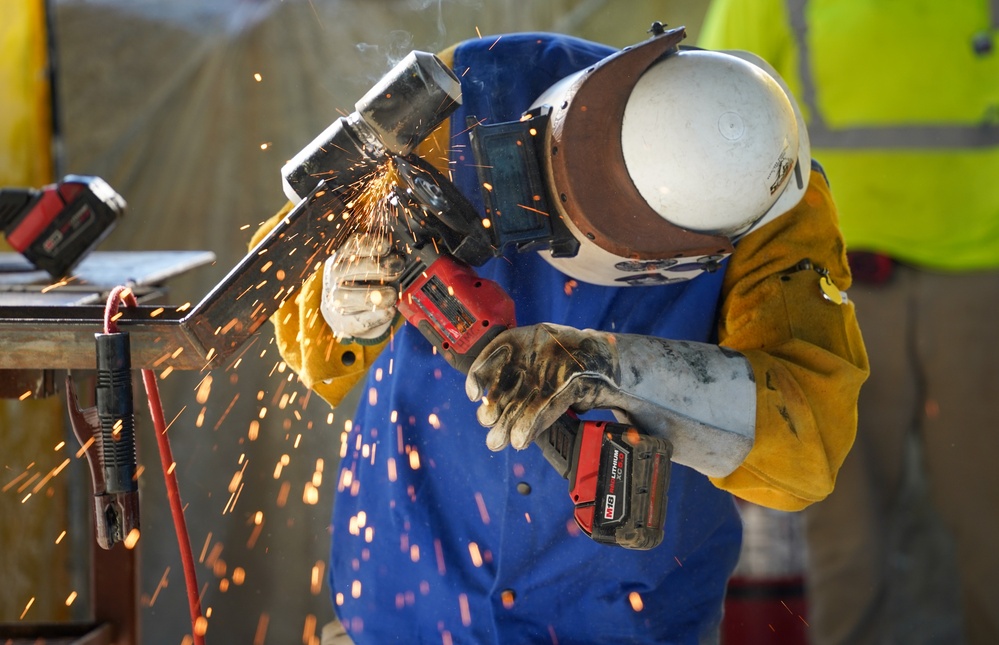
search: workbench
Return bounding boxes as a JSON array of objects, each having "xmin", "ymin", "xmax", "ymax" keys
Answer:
[{"xmin": 0, "ymin": 250, "xmax": 213, "ymax": 645}]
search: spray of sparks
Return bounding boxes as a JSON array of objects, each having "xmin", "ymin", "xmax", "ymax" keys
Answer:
[
  {"xmin": 323, "ymin": 159, "xmax": 404, "ymax": 335},
  {"xmin": 0, "ymin": 166, "xmax": 595, "ymax": 643},
  {"xmin": 0, "ymin": 46, "xmax": 612, "ymax": 641}
]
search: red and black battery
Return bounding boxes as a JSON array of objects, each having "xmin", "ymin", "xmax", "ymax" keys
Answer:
[{"xmin": 0, "ymin": 175, "xmax": 125, "ymax": 278}]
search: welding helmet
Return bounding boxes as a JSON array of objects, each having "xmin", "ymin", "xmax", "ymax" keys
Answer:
[{"xmin": 469, "ymin": 26, "xmax": 809, "ymax": 286}]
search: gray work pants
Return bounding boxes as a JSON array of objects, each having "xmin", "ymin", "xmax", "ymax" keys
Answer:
[{"xmin": 803, "ymin": 264, "xmax": 999, "ymax": 645}]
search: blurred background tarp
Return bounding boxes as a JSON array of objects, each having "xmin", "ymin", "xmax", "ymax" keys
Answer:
[{"xmin": 1, "ymin": 1, "xmax": 713, "ymax": 643}]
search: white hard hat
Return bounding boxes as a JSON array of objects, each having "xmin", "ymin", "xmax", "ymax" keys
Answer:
[
  {"xmin": 531, "ymin": 28, "xmax": 809, "ymax": 286},
  {"xmin": 622, "ymin": 49, "xmax": 797, "ymax": 236}
]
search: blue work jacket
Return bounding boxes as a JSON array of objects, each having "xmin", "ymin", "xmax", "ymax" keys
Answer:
[{"xmin": 330, "ymin": 33, "xmax": 742, "ymax": 644}]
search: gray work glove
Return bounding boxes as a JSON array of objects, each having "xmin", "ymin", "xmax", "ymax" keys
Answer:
[
  {"xmin": 465, "ymin": 323, "xmax": 619, "ymax": 451},
  {"xmin": 465, "ymin": 323, "xmax": 757, "ymax": 478},
  {"xmin": 320, "ymin": 232, "xmax": 405, "ymax": 343}
]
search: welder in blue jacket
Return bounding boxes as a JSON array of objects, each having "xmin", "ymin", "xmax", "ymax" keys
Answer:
[{"xmin": 253, "ymin": 25, "xmax": 868, "ymax": 644}]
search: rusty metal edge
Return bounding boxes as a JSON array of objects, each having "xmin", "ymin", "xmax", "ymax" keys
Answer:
[{"xmin": 0, "ymin": 305, "xmax": 215, "ymax": 371}]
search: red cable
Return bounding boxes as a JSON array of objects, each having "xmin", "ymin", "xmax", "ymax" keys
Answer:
[{"xmin": 105, "ymin": 286, "xmax": 206, "ymax": 645}]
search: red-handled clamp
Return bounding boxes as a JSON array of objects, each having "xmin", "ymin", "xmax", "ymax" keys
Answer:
[{"xmin": 65, "ymin": 331, "xmax": 140, "ymax": 550}]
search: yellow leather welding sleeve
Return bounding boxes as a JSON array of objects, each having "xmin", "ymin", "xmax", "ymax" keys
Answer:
[
  {"xmin": 711, "ymin": 169, "xmax": 870, "ymax": 511},
  {"xmin": 249, "ymin": 203, "xmax": 393, "ymax": 408}
]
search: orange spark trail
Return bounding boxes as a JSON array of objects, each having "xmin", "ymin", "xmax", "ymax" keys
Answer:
[{"xmin": 543, "ymin": 326, "xmax": 586, "ymax": 370}]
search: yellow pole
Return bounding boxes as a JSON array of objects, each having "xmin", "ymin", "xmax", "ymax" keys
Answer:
[{"xmin": 0, "ymin": 0, "xmax": 72, "ymax": 625}]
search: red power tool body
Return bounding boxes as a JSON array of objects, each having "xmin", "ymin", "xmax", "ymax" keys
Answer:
[{"xmin": 388, "ymin": 157, "xmax": 672, "ymax": 549}]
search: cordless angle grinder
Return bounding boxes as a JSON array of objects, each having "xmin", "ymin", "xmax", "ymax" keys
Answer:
[
  {"xmin": 281, "ymin": 50, "xmax": 671, "ymax": 549},
  {"xmin": 387, "ymin": 157, "xmax": 672, "ymax": 550}
]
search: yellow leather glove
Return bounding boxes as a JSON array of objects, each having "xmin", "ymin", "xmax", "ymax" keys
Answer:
[{"xmin": 249, "ymin": 203, "xmax": 396, "ymax": 407}]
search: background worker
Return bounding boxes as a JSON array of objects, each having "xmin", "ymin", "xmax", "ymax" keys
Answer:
[
  {"xmin": 254, "ymin": 26, "xmax": 868, "ymax": 643},
  {"xmin": 700, "ymin": 2, "xmax": 999, "ymax": 643}
]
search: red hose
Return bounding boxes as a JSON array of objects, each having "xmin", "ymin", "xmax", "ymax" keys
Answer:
[{"xmin": 105, "ymin": 286, "xmax": 206, "ymax": 644}]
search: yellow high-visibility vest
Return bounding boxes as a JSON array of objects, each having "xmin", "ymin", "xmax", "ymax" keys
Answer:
[{"xmin": 700, "ymin": 0, "xmax": 999, "ymax": 271}]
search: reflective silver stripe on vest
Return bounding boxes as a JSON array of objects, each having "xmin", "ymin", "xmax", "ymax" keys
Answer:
[{"xmin": 787, "ymin": 0, "xmax": 999, "ymax": 149}]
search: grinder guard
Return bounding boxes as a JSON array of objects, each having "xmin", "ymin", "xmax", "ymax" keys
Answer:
[{"xmin": 282, "ymin": 50, "xmax": 462, "ymax": 204}]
